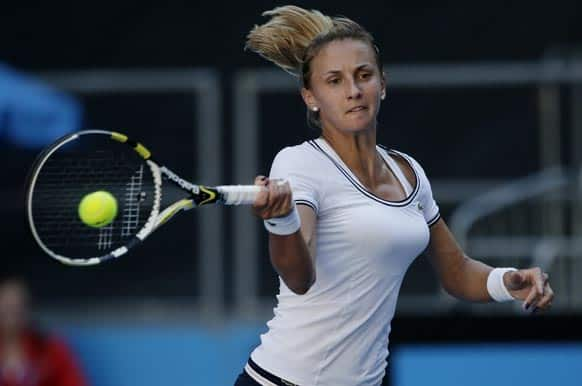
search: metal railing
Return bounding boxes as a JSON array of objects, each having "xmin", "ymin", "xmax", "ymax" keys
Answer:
[
  {"xmin": 449, "ymin": 167, "xmax": 569, "ymax": 249},
  {"xmin": 448, "ymin": 167, "xmax": 582, "ymax": 312}
]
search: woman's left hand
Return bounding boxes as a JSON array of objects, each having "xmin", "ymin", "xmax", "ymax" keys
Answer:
[{"xmin": 504, "ymin": 267, "xmax": 554, "ymax": 313}]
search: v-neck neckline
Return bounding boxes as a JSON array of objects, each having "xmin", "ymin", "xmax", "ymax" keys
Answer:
[{"xmin": 311, "ymin": 138, "xmax": 420, "ymax": 207}]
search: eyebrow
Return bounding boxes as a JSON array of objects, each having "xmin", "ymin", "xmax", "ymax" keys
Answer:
[{"xmin": 323, "ymin": 64, "xmax": 373, "ymax": 77}]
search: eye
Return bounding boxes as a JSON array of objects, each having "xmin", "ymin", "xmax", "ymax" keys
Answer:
[
  {"xmin": 327, "ymin": 78, "xmax": 341, "ymax": 85},
  {"xmin": 359, "ymin": 72, "xmax": 372, "ymax": 80}
]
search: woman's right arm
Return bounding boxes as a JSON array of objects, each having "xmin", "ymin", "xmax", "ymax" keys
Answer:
[{"xmin": 253, "ymin": 176, "xmax": 316, "ymax": 295}]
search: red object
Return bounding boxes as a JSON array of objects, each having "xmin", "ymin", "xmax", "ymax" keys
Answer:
[{"xmin": 0, "ymin": 331, "xmax": 88, "ymax": 386}]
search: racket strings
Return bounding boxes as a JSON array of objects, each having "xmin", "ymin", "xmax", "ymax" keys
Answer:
[
  {"xmin": 31, "ymin": 150, "xmax": 155, "ymax": 256},
  {"xmin": 121, "ymin": 164, "xmax": 144, "ymax": 237},
  {"xmin": 97, "ymin": 223, "xmax": 114, "ymax": 250}
]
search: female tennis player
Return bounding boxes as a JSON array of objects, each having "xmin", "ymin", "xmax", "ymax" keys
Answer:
[{"xmin": 235, "ymin": 6, "xmax": 554, "ymax": 386}]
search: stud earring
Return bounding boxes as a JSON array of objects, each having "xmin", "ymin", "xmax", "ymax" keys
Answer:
[
  {"xmin": 312, "ymin": 106, "xmax": 319, "ymax": 112},
  {"xmin": 381, "ymin": 93, "xmax": 386, "ymax": 100}
]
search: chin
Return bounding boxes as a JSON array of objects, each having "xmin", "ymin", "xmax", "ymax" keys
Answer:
[{"xmin": 340, "ymin": 118, "xmax": 375, "ymax": 133}]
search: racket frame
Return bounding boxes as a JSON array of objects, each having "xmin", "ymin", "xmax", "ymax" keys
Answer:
[{"xmin": 27, "ymin": 129, "xmax": 261, "ymax": 266}]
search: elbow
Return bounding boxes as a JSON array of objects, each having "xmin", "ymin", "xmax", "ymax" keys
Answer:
[
  {"xmin": 290, "ymin": 286, "xmax": 309, "ymax": 295},
  {"xmin": 442, "ymin": 282, "xmax": 459, "ymax": 298},
  {"xmin": 288, "ymin": 274, "xmax": 316, "ymax": 295}
]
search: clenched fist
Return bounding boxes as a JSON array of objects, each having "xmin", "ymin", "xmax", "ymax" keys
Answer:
[{"xmin": 252, "ymin": 176, "xmax": 294, "ymax": 220}]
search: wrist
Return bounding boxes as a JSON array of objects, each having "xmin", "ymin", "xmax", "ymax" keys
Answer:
[
  {"xmin": 263, "ymin": 205, "xmax": 301, "ymax": 236},
  {"xmin": 487, "ymin": 267, "xmax": 518, "ymax": 302}
]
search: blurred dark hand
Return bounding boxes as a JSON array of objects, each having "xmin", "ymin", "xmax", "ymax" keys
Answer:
[{"xmin": 504, "ymin": 267, "xmax": 554, "ymax": 313}]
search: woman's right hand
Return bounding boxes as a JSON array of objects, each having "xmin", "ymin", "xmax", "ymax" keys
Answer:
[{"xmin": 252, "ymin": 175, "xmax": 294, "ymax": 220}]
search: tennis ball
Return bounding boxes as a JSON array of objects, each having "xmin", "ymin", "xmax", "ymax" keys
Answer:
[{"xmin": 78, "ymin": 191, "xmax": 118, "ymax": 228}]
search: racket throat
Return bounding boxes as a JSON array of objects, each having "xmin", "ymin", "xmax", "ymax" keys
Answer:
[
  {"xmin": 196, "ymin": 186, "xmax": 220, "ymax": 206},
  {"xmin": 160, "ymin": 166, "xmax": 200, "ymax": 194},
  {"xmin": 159, "ymin": 166, "xmax": 219, "ymax": 206}
]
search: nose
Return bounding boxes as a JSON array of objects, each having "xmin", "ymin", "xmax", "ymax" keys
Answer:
[{"xmin": 345, "ymin": 77, "xmax": 362, "ymax": 100}]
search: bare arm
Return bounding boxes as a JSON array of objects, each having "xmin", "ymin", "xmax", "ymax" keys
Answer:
[
  {"xmin": 425, "ymin": 218, "xmax": 492, "ymax": 302},
  {"xmin": 393, "ymin": 154, "xmax": 553, "ymax": 309},
  {"xmin": 426, "ymin": 218, "xmax": 554, "ymax": 310},
  {"xmin": 268, "ymin": 205, "xmax": 317, "ymax": 294},
  {"xmin": 253, "ymin": 176, "xmax": 316, "ymax": 295}
]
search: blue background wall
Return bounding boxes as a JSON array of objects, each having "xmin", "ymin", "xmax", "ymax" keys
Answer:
[
  {"xmin": 58, "ymin": 324, "xmax": 581, "ymax": 386},
  {"xmin": 62, "ymin": 323, "xmax": 266, "ymax": 386},
  {"xmin": 393, "ymin": 343, "xmax": 582, "ymax": 386}
]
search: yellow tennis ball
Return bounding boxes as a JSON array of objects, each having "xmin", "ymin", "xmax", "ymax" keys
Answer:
[{"xmin": 78, "ymin": 191, "xmax": 118, "ymax": 228}]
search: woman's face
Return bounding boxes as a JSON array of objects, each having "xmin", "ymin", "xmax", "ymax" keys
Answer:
[{"xmin": 302, "ymin": 38, "xmax": 385, "ymax": 135}]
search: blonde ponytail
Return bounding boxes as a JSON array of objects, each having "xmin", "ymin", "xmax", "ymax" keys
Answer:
[{"xmin": 245, "ymin": 6, "xmax": 333, "ymax": 76}]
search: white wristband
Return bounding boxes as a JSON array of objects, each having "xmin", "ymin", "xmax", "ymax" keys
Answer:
[
  {"xmin": 487, "ymin": 267, "xmax": 518, "ymax": 302},
  {"xmin": 263, "ymin": 206, "xmax": 301, "ymax": 236}
]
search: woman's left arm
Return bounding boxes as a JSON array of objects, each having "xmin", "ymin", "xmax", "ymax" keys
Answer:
[{"xmin": 426, "ymin": 218, "xmax": 554, "ymax": 312}]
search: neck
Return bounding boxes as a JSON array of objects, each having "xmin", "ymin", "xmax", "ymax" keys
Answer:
[{"xmin": 321, "ymin": 127, "xmax": 382, "ymax": 185}]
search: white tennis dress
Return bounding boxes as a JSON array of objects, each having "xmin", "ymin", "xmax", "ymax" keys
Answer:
[{"xmin": 249, "ymin": 138, "xmax": 440, "ymax": 386}]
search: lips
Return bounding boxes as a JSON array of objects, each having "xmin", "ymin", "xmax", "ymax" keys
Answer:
[{"xmin": 346, "ymin": 105, "xmax": 367, "ymax": 113}]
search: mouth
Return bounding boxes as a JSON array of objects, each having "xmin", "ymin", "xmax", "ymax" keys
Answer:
[{"xmin": 346, "ymin": 105, "xmax": 368, "ymax": 114}]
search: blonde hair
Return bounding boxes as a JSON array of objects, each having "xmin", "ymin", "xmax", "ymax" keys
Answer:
[
  {"xmin": 245, "ymin": 6, "xmax": 333, "ymax": 76},
  {"xmin": 245, "ymin": 5, "xmax": 382, "ymax": 128}
]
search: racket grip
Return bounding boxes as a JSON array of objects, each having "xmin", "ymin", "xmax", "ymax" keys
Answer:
[{"xmin": 216, "ymin": 185, "xmax": 263, "ymax": 205}]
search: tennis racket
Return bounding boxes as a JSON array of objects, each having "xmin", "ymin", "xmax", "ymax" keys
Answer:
[{"xmin": 26, "ymin": 130, "xmax": 262, "ymax": 266}]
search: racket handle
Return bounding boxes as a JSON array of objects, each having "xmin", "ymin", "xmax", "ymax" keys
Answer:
[{"xmin": 216, "ymin": 185, "xmax": 264, "ymax": 205}]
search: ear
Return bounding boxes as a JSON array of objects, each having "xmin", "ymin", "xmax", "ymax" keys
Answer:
[
  {"xmin": 380, "ymin": 71, "xmax": 387, "ymax": 100},
  {"xmin": 301, "ymin": 87, "xmax": 317, "ymax": 110}
]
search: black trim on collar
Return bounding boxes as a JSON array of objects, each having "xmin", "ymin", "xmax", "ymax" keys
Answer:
[
  {"xmin": 377, "ymin": 144, "xmax": 420, "ymax": 193},
  {"xmin": 307, "ymin": 139, "xmax": 420, "ymax": 207}
]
